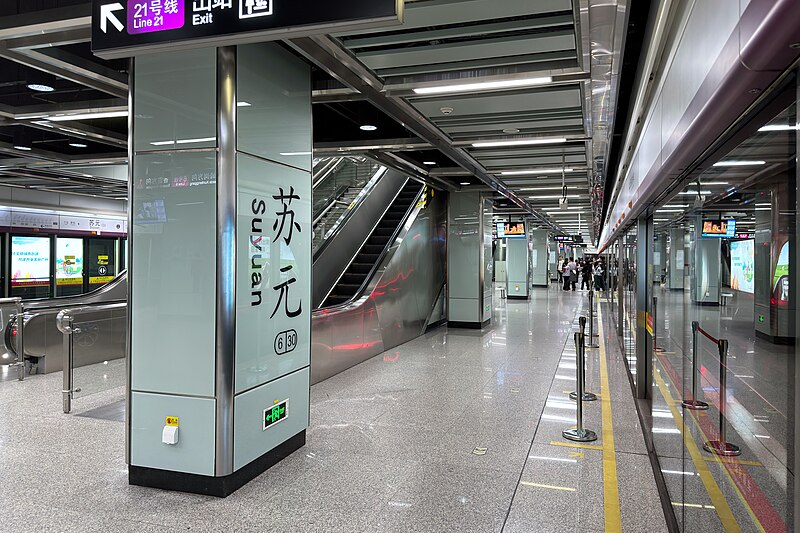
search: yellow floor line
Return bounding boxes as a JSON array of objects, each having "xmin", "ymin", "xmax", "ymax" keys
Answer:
[
  {"xmin": 653, "ymin": 367, "xmax": 742, "ymax": 532},
  {"xmin": 549, "ymin": 440, "xmax": 604, "ymax": 451},
  {"xmin": 596, "ymin": 305, "xmax": 622, "ymax": 532}
]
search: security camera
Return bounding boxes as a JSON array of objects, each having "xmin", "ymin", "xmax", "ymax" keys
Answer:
[{"xmin": 440, "ymin": 106, "xmax": 454, "ymax": 115}]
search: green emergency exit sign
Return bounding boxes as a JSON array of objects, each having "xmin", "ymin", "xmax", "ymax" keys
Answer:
[
  {"xmin": 758, "ymin": 315, "xmax": 765, "ymax": 323},
  {"xmin": 263, "ymin": 400, "xmax": 288, "ymax": 431}
]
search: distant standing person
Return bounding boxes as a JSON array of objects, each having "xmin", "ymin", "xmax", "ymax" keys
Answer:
[
  {"xmin": 568, "ymin": 257, "xmax": 578, "ymax": 291},
  {"xmin": 593, "ymin": 260, "xmax": 605, "ymax": 291}
]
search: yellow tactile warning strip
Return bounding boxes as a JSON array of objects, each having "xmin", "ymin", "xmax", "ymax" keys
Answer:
[
  {"xmin": 596, "ymin": 304, "xmax": 622, "ymax": 532},
  {"xmin": 652, "ymin": 361, "xmax": 742, "ymax": 532}
]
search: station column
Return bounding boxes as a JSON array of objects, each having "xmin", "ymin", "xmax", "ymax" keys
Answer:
[
  {"xmin": 127, "ymin": 43, "xmax": 312, "ymax": 496},
  {"xmin": 667, "ymin": 229, "xmax": 685, "ymax": 290},
  {"xmin": 530, "ymin": 229, "xmax": 549, "ymax": 287},
  {"xmin": 506, "ymin": 229, "xmax": 531, "ymax": 300},
  {"xmin": 447, "ymin": 192, "xmax": 492, "ymax": 328}
]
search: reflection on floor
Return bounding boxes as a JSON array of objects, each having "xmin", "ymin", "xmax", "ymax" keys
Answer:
[
  {"xmin": 616, "ymin": 285, "xmax": 794, "ymax": 532},
  {"xmin": 0, "ymin": 288, "xmax": 665, "ymax": 532}
]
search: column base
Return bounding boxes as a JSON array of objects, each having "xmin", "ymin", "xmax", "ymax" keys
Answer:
[
  {"xmin": 755, "ymin": 330, "xmax": 796, "ymax": 345},
  {"xmin": 448, "ymin": 319, "xmax": 490, "ymax": 329},
  {"xmin": 129, "ymin": 430, "xmax": 306, "ymax": 498}
]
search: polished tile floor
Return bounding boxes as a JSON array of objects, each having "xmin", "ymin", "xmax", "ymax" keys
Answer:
[{"xmin": 0, "ymin": 288, "xmax": 666, "ymax": 532}]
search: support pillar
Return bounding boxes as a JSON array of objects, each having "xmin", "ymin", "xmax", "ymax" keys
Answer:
[
  {"xmin": 127, "ymin": 43, "xmax": 312, "ymax": 497},
  {"xmin": 447, "ymin": 192, "xmax": 492, "ymax": 328},
  {"xmin": 691, "ymin": 216, "xmax": 721, "ymax": 305},
  {"xmin": 530, "ymin": 229, "xmax": 549, "ymax": 287},
  {"xmin": 668, "ymin": 229, "xmax": 685, "ymax": 290},
  {"xmin": 506, "ymin": 231, "xmax": 531, "ymax": 300}
]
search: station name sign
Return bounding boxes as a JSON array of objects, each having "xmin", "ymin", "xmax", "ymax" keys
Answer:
[{"xmin": 92, "ymin": 0, "xmax": 403, "ymax": 58}]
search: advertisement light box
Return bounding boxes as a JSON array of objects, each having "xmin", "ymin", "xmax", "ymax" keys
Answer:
[
  {"xmin": 496, "ymin": 222, "xmax": 526, "ymax": 239},
  {"xmin": 701, "ymin": 219, "xmax": 736, "ymax": 238}
]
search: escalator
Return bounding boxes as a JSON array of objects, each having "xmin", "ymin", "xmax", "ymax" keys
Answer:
[{"xmin": 322, "ymin": 181, "xmax": 422, "ymax": 307}]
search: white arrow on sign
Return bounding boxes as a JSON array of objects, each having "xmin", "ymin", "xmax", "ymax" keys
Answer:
[{"xmin": 100, "ymin": 3, "xmax": 125, "ymax": 34}]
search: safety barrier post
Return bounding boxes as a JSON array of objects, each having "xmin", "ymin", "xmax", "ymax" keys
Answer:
[
  {"xmin": 588, "ymin": 291, "xmax": 600, "ymax": 348},
  {"xmin": 57, "ymin": 311, "xmax": 81, "ymax": 414},
  {"xmin": 570, "ymin": 316, "xmax": 597, "ymax": 402},
  {"xmin": 563, "ymin": 331, "xmax": 597, "ymax": 443},
  {"xmin": 14, "ymin": 299, "xmax": 24, "ymax": 381},
  {"xmin": 703, "ymin": 339, "xmax": 741, "ymax": 456},
  {"xmin": 653, "ymin": 297, "xmax": 663, "ymax": 354},
  {"xmin": 682, "ymin": 321, "xmax": 709, "ymax": 410}
]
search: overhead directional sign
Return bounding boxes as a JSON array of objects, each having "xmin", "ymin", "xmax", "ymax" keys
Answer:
[
  {"xmin": 100, "ymin": 3, "xmax": 124, "ymax": 33},
  {"xmin": 92, "ymin": 0, "xmax": 404, "ymax": 59}
]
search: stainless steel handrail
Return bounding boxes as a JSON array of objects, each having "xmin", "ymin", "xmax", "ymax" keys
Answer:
[
  {"xmin": 0, "ymin": 297, "xmax": 24, "ymax": 381},
  {"xmin": 57, "ymin": 302, "xmax": 127, "ymax": 414}
]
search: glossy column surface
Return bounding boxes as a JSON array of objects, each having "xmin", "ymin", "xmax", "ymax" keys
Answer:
[{"xmin": 0, "ymin": 287, "xmax": 667, "ymax": 532}]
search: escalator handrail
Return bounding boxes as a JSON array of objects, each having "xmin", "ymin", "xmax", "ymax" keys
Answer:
[
  {"xmin": 319, "ymin": 181, "xmax": 426, "ymax": 311},
  {"xmin": 313, "ymin": 164, "xmax": 387, "ymax": 262},
  {"xmin": 313, "ymin": 184, "xmax": 350, "ymax": 225},
  {"xmin": 19, "ymin": 269, "xmax": 128, "ymax": 312},
  {"xmin": 312, "ymin": 157, "xmax": 344, "ymax": 189}
]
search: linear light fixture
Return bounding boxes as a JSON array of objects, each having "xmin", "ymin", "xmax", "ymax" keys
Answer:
[
  {"xmin": 529, "ymin": 194, "xmax": 580, "ymax": 200},
  {"xmin": 519, "ymin": 186, "xmax": 574, "ymax": 192},
  {"xmin": 759, "ymin": 124, "xmax": 799, "ymax": 132},
  {"xmin": 473, "ymin": 137, "xmax": 567, "ymax": 148},
  {"xmin": 150, "ymin": 137, "xmax": 216, "ymax": 146},
  {"xmin": 700, "ymin": 181, "xmax": 730, "ymax": 185},
  {"xmin": 678, "ymin": 190, "xmax": 712, "ymax": 195},
  {"xmin": 280, "ymin": 151, "xmax": 312, "ymax": 156},
  {"xmin": 413, "ymin": 76, "xmax": 552, "ymax": 95},
  {"xmin": 49, "ymin": 110, "xmax": 129, "ymax": 121},
  {"xmin": 713, "ymin": 160, "xmax": 766, "ymax": 167},
  {"xmin": 237, "ymin": 101, "xmax": 252, "ymax": 107},
  {"xmin": 543, "ymin": 207, "xmax": 584, "ymax": 211},
  {"xmin": 502, "ymin": 168, "xmax": 575, "ymax": 176}
]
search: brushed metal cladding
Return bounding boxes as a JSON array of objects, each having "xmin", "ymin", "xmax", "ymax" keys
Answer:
[
  {"xmin": 5, "ymin": 271, "xmax": 128, "ymax": 373},
  {"xmin": 312, "ymin": 168, "xmax": 408, "ymax": 308},
  {"xmin": 24, "ymin": 305, "xmax": 126, "ymax": 374},
  {"xmin": 311, "ymin": 189, "xmax": 446, "ymax": 384}
]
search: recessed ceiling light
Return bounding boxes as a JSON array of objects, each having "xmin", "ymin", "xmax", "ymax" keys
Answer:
[
  {"xmin": 473, "ymin": 138, "xmax": 567, "ymax": 148},
  {"xmin": 237, "ymin": 101, "xmax": 252, "ymax": 107},
  {"xmin": 413, "ymin": 76, "xmax": 553, "ymax": 95},
  {"xmin": 13, "ymin": 145, "xmax": 32, "ymax": 151},
  {"xmin": 713, "ymin": 160, "xmax": 766, "ymax": 167},
  {"xmin": 423, "ymin": 161, "xmax": 437, "ymax": 165},
  {"xmin": 460, "ymin": 182, "xmax": 471, "ymax": 185},
  {"xmin": 27, "ymin": 83, "xmax": 55, "ymax": 92},
  {"xmin": 360, "ymin": 124, "xmax": 378, "ymax": 131},
  {"xmin": 69, "ymin": 142, "xmax": 88, "ymax": 148}
]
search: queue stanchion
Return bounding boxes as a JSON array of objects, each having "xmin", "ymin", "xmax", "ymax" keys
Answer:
[
  {"xmin": 588, "ymin": 291, "xmax": 600, "ymax": 348},
  {"xmin": 653, "ymin": 297, "xmax": 664, "ymax": 353},
  {"xmin": 563, "ymin": 331, "xmax": 598, "ymax": 443},
  {"xmin": 682, "ymin": 321, "xmax": 709, "ymax": 410},
  {"xmin": 703, "ymin": 339, "xmax": 741, "ymax": 456},
  {"xmin": 570, "ymin": 316, "xmax": 597, "ymax": 402}
]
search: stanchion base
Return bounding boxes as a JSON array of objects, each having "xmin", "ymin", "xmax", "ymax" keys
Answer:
[
  {"xmin": 654, "ymin": 347, "xmax": 666, "ymax": 353},
  {"xmin": 587, "ymin": 343, "xmax": 600, "ymax": 349},
  {"xmin": 703, "ymin": 440, "xmax": 741, "ymax": 457},
  {"xmin": 562, "ymin": 428, "xmax": 598, "ymax": 443},
  {"xmin": 569, "ymin": 391, "xmax": 598, "ymax": 402},
  {"xmin": 681, "ymin": 399, "xmax": 709, "ymax": 410}
]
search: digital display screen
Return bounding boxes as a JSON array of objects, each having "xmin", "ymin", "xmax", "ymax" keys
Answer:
[
  {"xmin": 263, "ymin": 399, "xmax": 288, "ymax": 430},
  {"xmin": 11, "ymin": 236, "xmax": 51, "ymax": 287},
  {"xmin": 496, "ymin": 222, "xmax": 526, "ymax": 239},
  {"xmin": 135, "ymin": 198, "xmax": 168, "ymax": 224},
  {"xmin": 730, "ymin": 239, "xmax": 754, "ymax": 293},
  {"xmin": 702, "ymin": 219, "xmax": 736, "ymax": 238},
  {"xmin": 56, "ymin": 238, "xmax": 84, "ymax": 286}
]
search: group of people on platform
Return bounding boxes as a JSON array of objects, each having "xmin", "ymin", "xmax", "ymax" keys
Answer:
[{"xmin": 557, "ymin": 256, "xmax": 608, "ymax": 292}]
